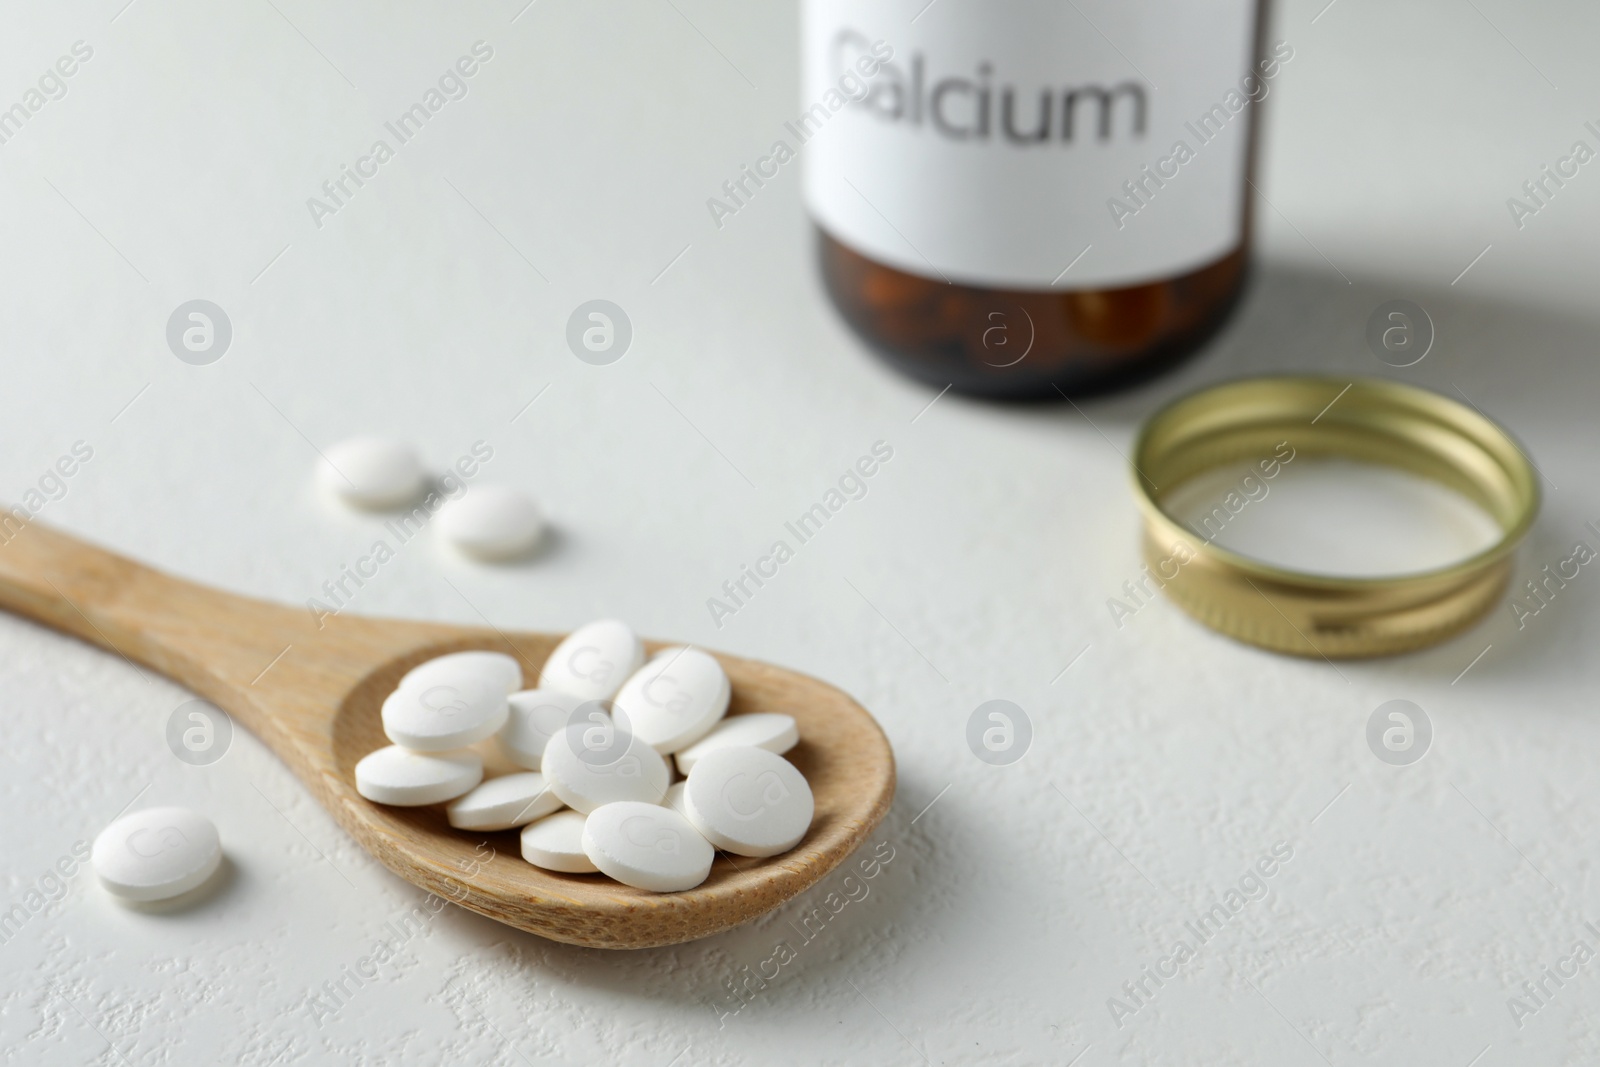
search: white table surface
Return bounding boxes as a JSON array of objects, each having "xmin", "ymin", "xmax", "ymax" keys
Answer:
[{"xmin": 3, "ymin": 1, "xmax": 1599, "ymax": 1064}]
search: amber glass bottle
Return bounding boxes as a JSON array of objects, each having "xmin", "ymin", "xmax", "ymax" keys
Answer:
[{"xmin": 801, "ymin": 2, "xmax": 1279, "ymax": 400}]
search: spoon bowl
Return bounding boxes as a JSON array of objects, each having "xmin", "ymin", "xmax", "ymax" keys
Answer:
[{"xmin": 0, "ymin": 522, "xmax": 896, "ymax": 948}]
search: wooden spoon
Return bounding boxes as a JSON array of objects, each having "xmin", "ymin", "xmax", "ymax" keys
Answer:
[{"xmin": 0, "ymin": 521, "xmax": 895, "ymax": 949}]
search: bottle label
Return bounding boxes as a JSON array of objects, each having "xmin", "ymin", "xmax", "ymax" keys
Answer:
[{"xmin": 801, "ymin": 0, "xmax": 1276, "ymax": 290}]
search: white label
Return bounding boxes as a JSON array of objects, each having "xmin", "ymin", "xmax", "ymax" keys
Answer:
[{"xmin": 801, "ymin": 0, "xmax": 1279, "ymax": 290}]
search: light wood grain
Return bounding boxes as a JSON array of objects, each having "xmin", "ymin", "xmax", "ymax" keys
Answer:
[{"xmin": 0, "ymin": 520, "xmax": 896, "ymax": 948}]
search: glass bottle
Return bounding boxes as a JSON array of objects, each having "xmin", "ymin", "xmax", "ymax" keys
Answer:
[{"xmin": 801, "ymin": 1, "xmax": 1281, "ymax": 400}]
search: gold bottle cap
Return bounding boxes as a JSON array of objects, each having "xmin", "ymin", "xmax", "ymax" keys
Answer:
[{"xmin": 1130, "ymin": 376, "xmax": 1540, "ymax": 659}]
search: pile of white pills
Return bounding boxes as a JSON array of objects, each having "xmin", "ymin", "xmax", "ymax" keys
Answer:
[
  {"xmin": 355, "ymin": 619, "xmax": 813, "ymax": 893},
  {"xmin": 319, "ymin": 437, "xmax": 543, "ymax": 561}
]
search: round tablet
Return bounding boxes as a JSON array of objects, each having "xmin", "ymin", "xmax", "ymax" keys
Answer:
[
  {"xmin": 540, "ymin": 716, "xmax": 668, "ymax": 813},
  {"xmin": 520, "ymin": 811, "xmax": 597, "ymax": 873},
  {"xmin": 355, "ymin": 746, "xmax": 483, "ymax": 806},
  {"xmin": 498, "ymin": 689, "xmax": 587, "ymax": 770},
  {"xmin": 446, "ymin": 772, "xmax": 563, "ymax": 831},
  {"xmin": 674, "ymin": 713, "xmax": 799, "ymax": 775},
  {"xmin": 93, "ymin": 807, "xmax": 222, "ymax": 902},
  {"xmin": 662, "ymin": 781, "xmax": 689, "ymax": 818},
  {"xmin": 381, "ymin": 677, "xmax": 508, "ymax": 752},
  {"xmin": 437, "ymin": 485, "xmax": 543, "ymax": 560},
  {"xmin": 400, "ymin": 651, "xmax": 523, "ymax": 697},
  {"xmin": 683, "ymin": 747, "xmax": 813, "ymax": 858},
  {"xmin": 582, "ymin": 802, "xmax": 714, "ymax": 892},
  {"xmin": 612, "ymin": 647, "xmax": 730, "ymax": 754},
  {"xmin": 321, "ymin": 437, "xmax": 427, "ymax": 509},
  {"xmin": 538, "ymin": 619, "xmax": 645, "ymax": 702}
]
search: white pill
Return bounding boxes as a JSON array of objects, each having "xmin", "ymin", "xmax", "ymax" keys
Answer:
[
  {"xmin": 321, "ymin": 437, "xmax": 427, "ymax": 509},
  {"xmin": 582, "ymin": 801, "xmax": 714, "ymax": 892},
  {"xmin": 446, "ymin": 772, "xmax": 563, "ymax": 831},
  {"xmin": 356, "ymin": 746, "xmax": 483, "ymax": 806},
  {"xmin": 540, "ymin": 715, "xmax": 668, "ymax": 813},
  {"xmin": 437, "ymin": 485, "xmax": 543, "ymax": 560},
  {"xmin": 612, "ymin": 647, "xmax": 730, "ymax": 754},
  {"xmin": 538, "ymin": 619, "xmax": 645, "ymax": 702},
  {"xmin": 674, "ymin": 713, "xmax": 799, "ymax": 775},
  {"xmin": 93, "ymin": 807, "xmax": 222, "ymax": 903},
  {"xmin": 520, "ymin": 811, "xmax": 597, "ymax": 873},
  {"xmin": 382, "ymin": 676, "xmax": 508, "ymax": 752},
  {"xmin": 663, "ymin": 781, "xmax": 689, "ymax": 818},
  {"xmin": 400, "ymin": 650, "xmax": 523, "ymax": 697},
  {"xmin": 683, "ymin": 748, "xmax": 813, "ymax": 858},
  {"xmin": 498, "ymin": 689, "xmax": 587, "ymax": 770}
]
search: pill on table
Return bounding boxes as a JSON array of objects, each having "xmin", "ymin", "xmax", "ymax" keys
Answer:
[
  {"xmin": 663, "ymin": 781, "xmax": 689, "ymax": 818},
  {"xmin": 612, "ymin": 647, "xmax": 730, "ymax": 754},
  {"xmin": 400, "ymin": 650, "xmax": 524, "ymax": 697},
  {"xmin": 498, "ymin": 689, "xmax": 586, "ymax": 770},
  {"xmin": 540, "ymin": 715, "xmax": 668, "ymax": 813},
  {"xmin": 538, "ymin": 619, "xmax": 645, "ymax": 702},
  {"xmin": 582, "ymin": 801, "xmax": 714, "ymax": 892},
  {"xmin": 683, "ymin": 747, "xmax": 813, "ymax": 858},
  {"xmin": 674, "ymin": 713, "xmax": 799, "ymax": 775},
  {"xmin": 92, "ymin": 807, "xmax": 222, "ymax": 902},
  {"xmin": 320, "ymin": 437, "xmax": 427, "ymax": 509},
  {"xmin": 356, "ymin": 746, "xmax": 483, "ymax": 806},
  {"xmin": 437, "ymin": 485, "xmax": 543, "ymax": 560},
  {"xmin": 446, "ymin": 772, "xmax": 563, "ymax": 831},
  {"xmin": 520, "ymin": 811, "xmax": 597, "ymax": 873},
  {"xmin": 382, "ymin": 677, "xmax": 509, "ymax": 752}
]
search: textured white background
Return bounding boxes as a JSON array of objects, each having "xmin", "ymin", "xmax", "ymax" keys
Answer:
[{"xmin": 2, "ymin": 1, "xmax": 1599, "ymax": 1064}]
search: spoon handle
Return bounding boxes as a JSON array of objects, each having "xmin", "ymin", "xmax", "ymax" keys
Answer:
[
  {"xmin": 0, "ymin": 518, "xmax": 343, "ymax": 709},
  {"xmin": 0, "ymin": 516, "xmax": 189, "ymax": 650}
]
